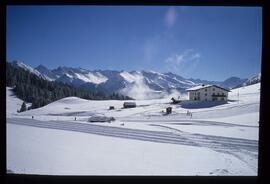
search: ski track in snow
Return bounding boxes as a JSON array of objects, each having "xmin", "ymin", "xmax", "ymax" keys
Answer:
[
  {"xmin": 122, "ymin": 119, "xmax": 257, "ymax": 128},
  {"xmin": 7, "ymin": 117, "xmax": 258, "ymax": 172}
]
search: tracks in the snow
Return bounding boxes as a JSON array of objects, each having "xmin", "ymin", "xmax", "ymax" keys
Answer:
[
  {"xmin": 149, "ymin": 124, "xmax": 257, "ymax": 153},
  {"xmin": 120, "ymin": 118, "xmax": 258, "ymax": 128},
  {"xmin": 7, "ymin": 118, "xmax": 258, "ymax": 155}
]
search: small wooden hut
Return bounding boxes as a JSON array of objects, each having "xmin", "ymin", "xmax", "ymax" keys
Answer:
[{"xmin": 123, "ymin": 102, "xmax": 136, "ymax": 108}]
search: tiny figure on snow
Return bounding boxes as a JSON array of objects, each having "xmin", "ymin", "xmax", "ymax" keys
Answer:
[
  {"xmin": 190, "ymin": 112, "xmax": 192, "ymax": 118},
  {"xmin": 75, "ymin": 117, "xmax": 76, "ymax": 121},
  {"xmin": 32, "ymin": 116, "xmax": 34, "ymax": 119}
]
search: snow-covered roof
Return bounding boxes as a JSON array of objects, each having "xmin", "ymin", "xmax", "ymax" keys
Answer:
[
  {"xmin": 186, "ymin": 85, "xmax": 230, "ymax": 92},
  {"xmin": 186, "ymin": 85, "xmax": 212, "ymax": 91}
]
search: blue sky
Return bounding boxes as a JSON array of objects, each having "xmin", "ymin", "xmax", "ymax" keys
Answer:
[{"xmin": 7, "ymin": 6, "xmax": 262, "ymax": 81}]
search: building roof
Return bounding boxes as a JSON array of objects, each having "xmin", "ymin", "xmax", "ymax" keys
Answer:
[
  {"xmin": 123, "ymin": 102, "xmax": 136, "ymax": 105},
  {"xmin": 186, "ymin": 84, "xmax": 230, "ymax": 92},
  {"xmin": 186, "ymin": 84, "xmax": 212, "ymax": 91}
]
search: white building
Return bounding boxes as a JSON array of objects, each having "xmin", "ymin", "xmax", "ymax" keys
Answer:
[{"xmin": 186, "ymin": 85, "xmax": 230, "ymax": 101}]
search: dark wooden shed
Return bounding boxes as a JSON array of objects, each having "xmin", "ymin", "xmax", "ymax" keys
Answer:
[{"xmin": 123, "ymin": 102, "xmax": 136, "ymax": 108}]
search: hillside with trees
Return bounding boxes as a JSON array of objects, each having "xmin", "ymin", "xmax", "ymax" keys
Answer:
[{"xmin": 6, "ymin": 63, "xmax": 132, "ymax": 110}]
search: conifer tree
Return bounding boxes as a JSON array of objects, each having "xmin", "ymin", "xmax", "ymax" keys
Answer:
[{"xmin": 19, "ymin": 102, "xmax": 27, "ymax": 112}]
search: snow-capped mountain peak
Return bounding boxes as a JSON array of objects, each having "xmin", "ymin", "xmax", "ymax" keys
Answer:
[
  {"xmin": 10, "ymin": 60, "xmax": 256, "ymax": 100},
  {"xmin": 11, "ymin": 60, "xmax": 46, "ymax": 79},
  {"xmin": 35, "ymin": 65, "xmax": 58, "ymax": 81}
]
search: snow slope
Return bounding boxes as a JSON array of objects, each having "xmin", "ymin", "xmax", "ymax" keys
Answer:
[
  {"xmin": 6, "ymin": 87, "xmax": 24, "ymax": 115},
  {"xmin": 6, "ymin": 87, "xmax": 31, "ymax": 116},
  {"xmin": 6, "ymin": 83, "xmax": 260, "ymax": 175},
  {"xmin": 241, "ymin": 73, "xmax": 261, "ymax": 87},
  {"xmin": 120, "ymin": 71, "xmax": 143, "ymax": 83},
  {"xmin": 7, "ymin": 121, "xmax": 255, "ymax": 175}
]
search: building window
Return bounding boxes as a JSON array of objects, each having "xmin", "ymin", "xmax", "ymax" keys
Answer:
[
  {"xmin": 198, "ymin": 92, "xmax": 200, "ymax": 96},
  {"xmin": 212, "ymin": 93, "xmax": 215, "ymax": 95},
  {"xmin": 221, "ymin": 98, "xmax": 224, "ymax": 101},
  {"xmin": 205, "ymin": 93, "xmax": 207, "ymax": 96},
  {"xmin": 213, "ymin": 88, "xmax": 215, "ymax": 91},
  {"xmin": 205, "ymin": 89, "xmax": 207, "ymax": 92},
  {"xmin": 222, "ymin": 93, "xmax": 224, "ymax": 95}
]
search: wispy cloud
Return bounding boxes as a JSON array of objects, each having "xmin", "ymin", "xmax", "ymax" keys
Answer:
[
  {"xmin": 142, "ymin": 38, "xmax": 159, "ymax": 63},
  {"xmin": 141, "ymin": 6, "xmax": 178, "ymax": 64},
  {"xmin": 165, "ymin": 49, "xmax": 201, "ymax": 76},
  {"xmin": 142, "ymin": 33, "xmax": 169, "ymax": 63},
  {"xmin": 165, "ymin": 7, "xmax": 177, "ymax": 29},
  {"xmin": 165, "ymin": 49, "xmax": 200, "ymax": 65}
]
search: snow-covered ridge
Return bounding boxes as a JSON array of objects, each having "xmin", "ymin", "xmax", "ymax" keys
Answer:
[
  {"xmin": 242, "ymin": 73, "xmax": 261, "ymax": 87},
  {"xmin": 9, "ymin": 61, "xmax": 259, "ymax": 100},
  {"xmin": 11, "ymin": 61, "xmax": 108, "ymax": 85},
  {"xmin": 12, "ymin": 61, "xmax": 42, "ymax": 77},
  {"xmin": 120, "ymin": 71, "xmax": 143, "ymax": 83},
  {"xmin": 11, "ymin": 61, "xmax": 55, "ymax": 81},
  {"xmin": 74, "ymin": 72, "xmax": 108, "ymax": 84}
]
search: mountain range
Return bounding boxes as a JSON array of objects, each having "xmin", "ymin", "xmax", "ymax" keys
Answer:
[{"xmin": 9, "ymin": 60, "xmax": 260, "ymax": 99}]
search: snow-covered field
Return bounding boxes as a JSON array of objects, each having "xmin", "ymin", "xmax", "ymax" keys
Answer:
[{"xmin": 6, "ymin": 83, "xmax": 260, "ymax": 175}]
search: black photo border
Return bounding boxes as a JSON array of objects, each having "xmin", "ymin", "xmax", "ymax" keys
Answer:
[{"xmin": 1, "ymin": 0, "xmax": 269, "ymax": 184}]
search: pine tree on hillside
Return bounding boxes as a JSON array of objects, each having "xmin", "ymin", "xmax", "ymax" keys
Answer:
[{"xmin": 19, "ymin": 102, "xmax": 27, "ymax": 112}]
